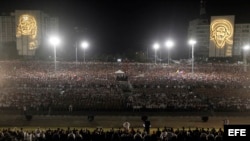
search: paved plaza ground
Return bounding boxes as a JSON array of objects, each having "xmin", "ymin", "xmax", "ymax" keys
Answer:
[{"xmin": 1, "ymin": 114, "xmax": 250, "ymax": 131}]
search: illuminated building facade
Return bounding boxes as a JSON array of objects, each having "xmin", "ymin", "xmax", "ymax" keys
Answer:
[
  {"xmin": 187, "ymin": 18, "xmax": 209, "ymax": 58},
  {"xmin": 209, "ymin": 16, "xmax": 235, "ymax": 57},
  {"xmin": 187, "ymin": 0, "xmax": 250, "ymax": 58},
  {"xmin": 187, "ymin": 0, "xmax": 210, "ymax": 58},
  {"xmin": 0, "ymin": 10, "xmax": 58, "ymax": 56},
  {"xmin": 188, "ymin": 15, "xmax": 250, "ymax": 58}
]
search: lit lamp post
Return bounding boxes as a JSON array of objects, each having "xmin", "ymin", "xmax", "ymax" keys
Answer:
[
  {"xmin": 243, "ymin": 45, "xmax": 250, "ymax": 72},
  {"xmin": 153, "ymin": 43, "xmax": 160, "ymax": 64},
  {"xmin": 165, "ymin": 40, "xmax": 174, "ymax": 65},
  {"xmin": 49, "ymin": 36, "xmax": 60, "ymax": 72},
  {"xmin": 75, "ymin": 41, "xmax": 78, "ymax": 67},
  {"xmin": 81, "ymin": 41, "xmax": 89, "ymax": 63},
  {"xmin": 189, "ymin": 39, "xmax": 196, "ymax": 74}
]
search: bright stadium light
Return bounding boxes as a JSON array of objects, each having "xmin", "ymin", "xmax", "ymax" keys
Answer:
[
  {"xmin": 189, "ymin": 39, "xmax": 196, "ymax": 74},
  {"xmin": 81, "ymin": 41, "xmax": 89, "ymax": 63},
  {"xmin": 49, "ymin": 36, "xmax": 60, "ymax": 72},
  {"xmin": 165, "ymin": 40, "xmax": 174, "ymax": 65},
  {"xmin": 49, "ymin": 36, "xmax": 60, "ymax": 47},
  {"xmin": 243, "ymin": 45, "xmax": 250, "ymax": 50},
  {"xmin": 153, "ymin": 43, "xmax": 160, "ymax": 64}
]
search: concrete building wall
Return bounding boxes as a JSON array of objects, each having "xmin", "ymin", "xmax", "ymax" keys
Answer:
[
  {"xmin": 0, "ymin": 10, "xmax": 58, "ymax": 56},
  {"xmin": 188, "ymin": 16, "xmax": 250, "ymax": 58}
]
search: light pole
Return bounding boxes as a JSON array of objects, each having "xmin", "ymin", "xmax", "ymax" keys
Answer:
[
  {"xmin": 153, "ymin": 43, "xmax": 160, "ymax": 64},
  {"xmin": 81, "ymin": 41, "xmax": 89, "ymax": 63},
  {"xmin": 189, "ymin": 39, "xmax": 196, "ymax": 74},
  {"xmin": 49, "ymin": 36, "xmax": 60, "ymax": 72},
  {"xmin": 165, "ymin": 40, "xmax": 174, "ymax": 65},
  {"xmin": 243, "ymin": 45, "xmax": 249, "ymax": 72},
  {"xmin": 75, "ymin": 41, "xmax": 78, "ymax": 67}
]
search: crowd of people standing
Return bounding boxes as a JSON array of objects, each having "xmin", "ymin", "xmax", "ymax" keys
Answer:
[{"xmin": 0, "ymin": 60, "xmax": 249, "ymax": 114}]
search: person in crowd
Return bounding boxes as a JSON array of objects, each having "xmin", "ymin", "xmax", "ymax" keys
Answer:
[{"xmin": 123, "ymin": 121, "xmax": 131, "ymax": 131}]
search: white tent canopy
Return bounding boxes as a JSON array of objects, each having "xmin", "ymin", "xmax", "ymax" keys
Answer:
[{"xmin": 115, "ymin": 70, "xmax": 125, "ymax": 74}]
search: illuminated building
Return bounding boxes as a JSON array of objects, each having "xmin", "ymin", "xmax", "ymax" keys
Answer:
[
  {"xmin": 187, "ymin": 0, "xmax": 209, "ymax": 58},
  {"xmin": 0, "ymin": 10, "xmax": 58, "ymax": 56},
  {"xmin": 188, "ymin": 19, "xmax": 209, "ymax": 58},
  {"xmin": 209, "ymin": 16, "xmax": 235, "ymax": 57},
  {"xmin": 188, "ymin": 0, "xmax": 250, "ymax": 58}
]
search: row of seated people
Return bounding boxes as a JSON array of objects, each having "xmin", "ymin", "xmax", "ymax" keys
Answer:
[
  {"xmin": 1, "ymin": 86, "xmax": 250, "ymax": 113},
  {"xmin": 129, "ymin": 88, "xmax": 250, "ymax": 112},
  {"xmin": 0, "ymin": 126, "xmax": 224, "ymax": 141},
  {"xmin": 0, "ymin": 87, "xmax": 126, "ymax": 113}
]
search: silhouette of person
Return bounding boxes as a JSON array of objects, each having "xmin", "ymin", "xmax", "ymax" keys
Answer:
[{"xmin": 143, "ymin": 120, "xmax": 151, "ymax": 134}]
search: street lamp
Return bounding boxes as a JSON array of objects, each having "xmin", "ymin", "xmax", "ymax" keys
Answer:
[
  {"xmin": 188, "ymin": 39, "xmax": 196, "ymax": 74},
  {"xmin": 75, "ymin": 41, "xmax": 78, "ymax": 67},
  {"xmin": 49, "ymin": 36, "xmax": 60, "ymax": 72},
  {"xmin": 243, "ymin": 45, "xmax": 250, "ymax": 72},
  {"xmin": 165, "ymin": 40, "xmax": 174, "ymax": 65},
  {"xmin": 81, "ymin": 41, "xmax": 89, "ymax": 63},
  {"xmin": 153, "ymin": 43, "xmax": 160, "ymax": 64}
]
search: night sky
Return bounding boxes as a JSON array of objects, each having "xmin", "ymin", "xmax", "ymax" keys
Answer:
[{"xmin": 1, "ymin": 0, "xmax": 250, "ymax": 59}]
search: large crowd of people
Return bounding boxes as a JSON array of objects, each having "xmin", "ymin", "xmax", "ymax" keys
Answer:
[
  {"xmin": 0, "ymin": 60, "xmax": 250, "ymax": 114},
  {"xmin": 1, "ymin": 60, "xmax": 248, "ymax": 141},
  {"xmin": 0, "ymin": 126, "xmax": 224, "ymax": 141}
]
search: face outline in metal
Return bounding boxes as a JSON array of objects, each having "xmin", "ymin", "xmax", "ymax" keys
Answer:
[
  {"xmin": 210, "ymin": 19, "xmax": 233, "ymax": 48},
  {"xmin": 16, "ymin": 14, "xmax": 38, "ymax": 50}
]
